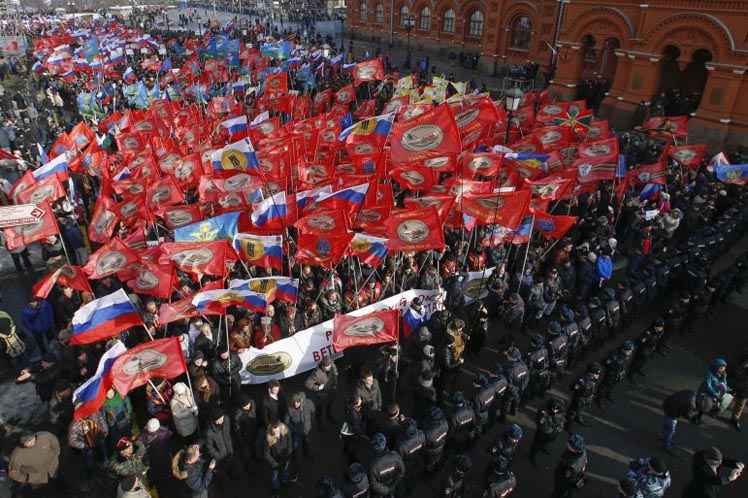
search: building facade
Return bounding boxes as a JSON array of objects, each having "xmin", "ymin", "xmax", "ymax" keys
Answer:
[{"xmin": 347, "ymin": 0, "xmax": 748, "ymax": 148}]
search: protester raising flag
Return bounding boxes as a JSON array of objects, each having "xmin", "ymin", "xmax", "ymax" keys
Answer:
[
  {"xmin": 72, "ymin": 340, "xmax": 127, "ymax": 419},
  {"xmin": 332, "ymin": 309, "xmax": 399, "ymax": 352},
  {"xmin": 110, "ymin": 337, "xmax": 187, "ymax": 396},
  {"xmin": 32, "ymin": 264, "xmax": 93, "ymax": 299},
  {"xmin": 70, "ymin": 289, "xmax": 144, "ymax": 345}
]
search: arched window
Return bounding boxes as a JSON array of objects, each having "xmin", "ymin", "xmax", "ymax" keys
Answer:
[
  {"xmin": 442, "ymin": 9, "xmax": 455, "ymax": 33},
  {"xmin": 509, "ymin": 16, "xmax": 532, "ymax": 50},
  {"xmin": 360, "ymin": 0, "xmax": 368, "ymax": 22},
  {"xmin": 419, "ymin": 7, "xmax": 431, "ymax": 31},
  {"xmin": 468, "ymin": 11, "xmax": 484, "ymax": 38},
  {"xmin": 400, "ymin": 5, "xmax": 410, "ymax": 28},
  {"xmin": 375, "ymin": 3, "xmax": 384, "ymax": 23}
]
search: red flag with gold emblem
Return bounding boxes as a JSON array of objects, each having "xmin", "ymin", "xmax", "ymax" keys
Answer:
[
  {"xmin": 83, "ymin": 238, "xmax": 140, "ymax": 279},
  {"xmin": 389, "ymin": 103, "xmax": 461, "ymax": 165},
  {"xmin": 385, "ymin": 207, "xmax": 445, "ymax": 253},
  {"xmin": 353, "ymin": 58, "xmax": 385, "ymax": 86},
  {"xmin": 333, "ymin": 309, "xmax": 399, "ymax": 352},
  {"xmin": 3, "ymin": 203, "xmax": 60, "ymax": 251},
  {"xmin": 295, "ymin": 232, "xmax": 353, "ymax": 268},
  {"xmin": 460, "ymin": 190, "xmax": 531, "ymax": 228}
]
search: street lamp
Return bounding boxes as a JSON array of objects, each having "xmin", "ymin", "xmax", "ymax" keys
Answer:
[
  {"xmin": 404, "ymin": 15, "xmax": 415, "ymax": 69},
  {"xmin": 503, "ymin": 86, "xmax": 524, "ymax": 145}
]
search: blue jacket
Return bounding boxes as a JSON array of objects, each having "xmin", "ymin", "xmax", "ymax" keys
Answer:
[
  {"xmin": 699, "ymin": 358, "xmax": 729, "ymax": 399},
  {"xmin": 20, "ymin": 300, "xmax": 54, "ymax": 336},
  {"xmin": 627, "ymin": 458, "xmax": 671, "ymax": 498}
]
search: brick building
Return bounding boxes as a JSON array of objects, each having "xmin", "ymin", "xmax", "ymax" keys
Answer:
[{"xmin": 347, "ymin": 1, "xmax": 748, "ymax": 148}]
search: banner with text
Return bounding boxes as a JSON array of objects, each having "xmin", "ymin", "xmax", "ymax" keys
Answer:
[{"xmin": 238, "ymin": 289, "xmax": 444, "ymax": 384}]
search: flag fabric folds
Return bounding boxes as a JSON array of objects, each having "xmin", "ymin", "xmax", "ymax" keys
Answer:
[
  {"xmin": 192, "ymin": 288, "xmax": 268, "ymax": 314},
  {"xmin": 350, "ymin": 233, "xmax": 389, "ymax": 267},
  {"xmin": 72, "ymin": 340, "xmax": 127, "ymax": 419},
  {"xmin": 174, "ymin": 211, "xmax": 240, "ymax": 242},
  {"xmin": 232, "ymin": 233, "xmax": 283, "ymax": 270},
  {"xmin": 332, "ymin": 309, "xmax": 399, "ymax": 352},
  {"xmin": 111, "ymin": 337, "xmax": 187, "ymax": 396},
  {"xmin": 70, "ymin": 289, "xmax": 144, "ymax": 345}
]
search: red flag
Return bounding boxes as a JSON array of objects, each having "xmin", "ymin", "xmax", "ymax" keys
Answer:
[
  {"xmin": 126, "ymin": 262, "xmax": 174, "ymax": 299},
  {"xmin": 643, "ymin": 116, "xmax": 689, "ymax": 138},
  {"xmin": 49, "ymin": 133, "xmax": 74, "ymax": 159},
  {"xmin": 88, "ymin": 196, "xmax": 120, "ymax": 244},
  {"xmin": 629, "ymin": 161, "xmax": 667, "ymax": 185},
  {"xmin": 9, "ymin": 170, "xmax": 36, "ymax": 203},
  {"xmin": 571, "ymin": 156, "xmax": 618, "ymax": 183},
  {"xmin": 69, "ymin": 121, "xmax": 96, "ymax": 149},
  {"xmin": 264, "ymin": 71, "xmax": 289, "ymax": 97},
  {"xmin": 32, "ymin": 264, "xmax": 92, "ymax": 298},
  {"xmin": 667, "ymin": 144, "xmax": 707, "ymax": 168},
  {"xmin": 353, "ymin": 58, "xmax": 385, "ymax": 86},
  {"xmin": 385, "ymin": 207, "xmax": 445, "ymax": 253},
  {"xmin": 577, "ymin": 138, "xmax": 619, "ymax": 163},
  {"xmin": 403, "ymin": 195, "xmax": 455, "ymax": 223},
  {"xmin": 159, "ymin": 240, "xmax": 236, "ymax": 276},
  {"xmin": 111, "ymin": 337, "xmax": 187, "ymax": 396},
  {"xmin": 353, "ymin": 99, "xmax": 377, "ymax": 120},
  {"xmin": 584, "ymin": 120, "xmax": 611, "ymax": 141},
  {"xmin": 460, "ymin": 152, "xmax": 503, "ymax": 178},
  {"xmin": 391, "ymin": 165, "xmax": 438, "ymax": 192},
  {"xmin": 114, "ymin": 193, "xmax": 151, "ymax": 227},
  {"xmin": 157, "ymin": 204, "xmax": 204, "ymax": 229},
  {"xmin": 335, "ymin": 84, "xmax": 355, "ymax": 105},
  {"xmin": 294, "ymin": 208, "xmax": 350, "ymax": 234},
  {"xmin": 332, "ymin": 309, "xmax": 399, "ymax": 352},
  {"xmin": 3, "ymin": 203, "xmax": 59, "ymax": 251},
  {"xmin": 532, "ymin": 210, "xmax": 578, "ymax": 240},
  {"xmin": 146, "ymin": 176, "xmax": 185, "ymax": 210},
  {"xmin": 523, "ymin": 176, "xmax": 573, "ymax": 201},
  {"xmin": 452, "ymin": 96, "xmax": 500, "ymax": 149},
  {"xmin": 159, "ymin": 297, "xmax": 198, "ymax": 325},
  {"xmin": 532, "ymin": 126, "xmax": 572, "ymax": 153},
  {"xmin": 15, "ymin": 176, "xmax": 66, "ymax": 206},
  {"xmin": 295, "ymin": 232, "xmax": 353, "ymax": 268},
  {"xmin": 83, "ymin": 238, "xmax": 139, "ymax": 279},
  {"xmin": 389, "ymin": 104, "xmax": 461, "ymax": 165},
  {"xmin": 460, "ymin": 190, "xmax": 531, "ymax": 228}
]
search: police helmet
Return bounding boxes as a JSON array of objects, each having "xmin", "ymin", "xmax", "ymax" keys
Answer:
[
  {"xmin": 548, "ymin": 398, "xmax": 564, "ymax": 413},
  {"xmin": 429, "ymin": 406, "xmax": 445, "ymax": 421},
  {"xmin": 473, "ymin": 374, "xmax": 488, "ymax": 389},
  {"xmin": 506, "ymin": 346, "xmax": 522, "ymax": 362},
  {"xmin": 547, "ymin": 321, "xmax": 562, "ymax": 336},
  {"xmin": 622, "ymin": 340, "xmax": 635, "ymax": 351},
  {"xmin": 603, "ymin": 287, "xmax": 616, "ymax": 301},
  {"xmin": 588, "ymin": 362, "xmax": 603, "ymax": 375},
  {"xmin": 371, "ymin": 433, "xmax": 387, "ymax": 452},
  {"xmin": 505, "ymin": 423, "xmax": 523, "ymax": 441},
  {"xmin": 560, "ymin": 304, "xmax": 575, "ymax": 322},
  {"xmin": 455, "ymin": 454, "xmax": 473, "ymax": 473},
  {"xmin": 492, "ymin": 454, "xmax": 511, "ymax": 473},
  {"xmin": 530, "ymin": 334, "xmax": 545, "ymax": 349},
  {"xmin": 452, "ymin": 391, "xmax": 466, "ymax": 406},
  {"xmin": 568, "ymin": 433, "xmax": 585, "ymax": 452}
]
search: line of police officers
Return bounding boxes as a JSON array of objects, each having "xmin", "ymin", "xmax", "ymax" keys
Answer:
[{"xmin": 315, "ymin": 200, "xmax": 746, "ymax": 498}]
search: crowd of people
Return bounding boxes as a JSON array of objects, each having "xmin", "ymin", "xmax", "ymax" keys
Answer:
[{"xmin": 0, "ymin": 7, "xmax": 746, "ymax": 498}]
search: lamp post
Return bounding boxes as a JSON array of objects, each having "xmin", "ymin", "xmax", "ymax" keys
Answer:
[
  {"xmin": 503, "ymin": 86, "xmax": 524, "ymax": 145},
  {"xmin": 404, "ymin": 15, "xmax": 415, "ymax": 69}
]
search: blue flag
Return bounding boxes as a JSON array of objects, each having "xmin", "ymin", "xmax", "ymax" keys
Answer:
[
  {"xmin": 715, "ymin": 163, "xmax": 748, "ymax": 184},
  {"xmin": 174, "ymin": 212, "xmax": 240, "ymax": 242}
]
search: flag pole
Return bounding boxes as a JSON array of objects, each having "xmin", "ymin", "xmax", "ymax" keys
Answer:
[
  {"xmin": 224, "ymin": 311, "xmax": 232, "ymax": 399},
  {"xmin": 147, "ymin": 378, "xmax": 168, "ymax": 405},
  {"xmin": 142, "ymin": 324, "xmax": 156, "ymax": 341}
]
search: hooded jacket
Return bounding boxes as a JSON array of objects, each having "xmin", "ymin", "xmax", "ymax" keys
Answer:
[
  {"xmin": 203, "ymin": 418, "xmax": 234, "ymax": 462},
  {"xmin": 284, "ymin": 392, "xmax": 316, "ymax": 435},
  {"xmin": 699, "ymin": 358, "xmax": 729, "ymax": 399},
  {"xmin": 170, "ymin": 388, "xmax": 198, "ymax": 437}
]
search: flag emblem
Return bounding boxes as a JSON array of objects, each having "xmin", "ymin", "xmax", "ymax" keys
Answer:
[
  {"xmin": 396, "ymin": 220, "xmax": 429, "ymax": 243},
  {"xmin": 305, "ymin": 214, "xmax": 338, "ymax": 231},
  {"xmin": 170, "ymin": 248, "xmax": 214, "ymax": 268},
  {"xmin": 468, "ymin": 157, "xmax": 495, "ymax": 171},
  {"xmin": 356, "ymin": 65, "xmax": 377, "ymax": 79},
  {"xmin": 425, "ymin": 156, "xmax": 451, "ymax": 168},
  {"xmin": 92, "ymin": 210, "xmax": 117, "ymax": 235},
  {"xmin": 119, "ymin": 348, "xmax": 168, "ymax": 376},
  {"xmin": 359, "ymin": 209, "xmax": 384, "ymax": 223},
  {"xmin": 29, "ymin": 185, "xmax": 56, "ymax": 204},
  {"xmin": 224, "ymin": 173, "xmax": 253, "ymax": 191},
  {"xmin": 401, "ymin": 170, "xmax": 425, "ymax": 185},
  {"xmin": 401, "ymin": 124, "xmax": 444, "ymax": 152},
  {"xmin": 543, "ymin": 105, "xmax": 563, "ymax": 115},
  {"xmin": 343, "ymin": 316, "xmax": 386, "ymax": 337},
  {"xmin": 221, "ymin": 148, "xmax": 249, "ymax": 170},
  {"xmin": 96, "ymin": 251, "xmax": 129, "ymax": 275},
  {"xmin": 454, "ymin": 108, "xmax": 480, "ymax": 128},
  {"xmin": 316, "ymin": 239, "xmax": 332, "ymax": 257},
  {"xmin": 578, "ymin": 163, "xmax": 593, "ymax": 177},
  {"xmin": 165, "ymin": 209, "xmax": 194, "ymax": 227},
  {"xmin": 134, "ymin": 269, "xmax": 160, "ymax": 290},
  {"xmin": 584, "ymin": 143, "xmax": 612, "ymax": 157}
]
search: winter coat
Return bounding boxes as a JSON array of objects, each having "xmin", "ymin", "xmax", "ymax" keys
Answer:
[
  {"xmin": 627, "ymin": 458, "xmax": 671, "ymax": 498},
  {"xmin": 261, "ymin": 392, "xmax": 287, "ymax": 426},
  {"xmin": 284, "ymin": 393, "xmax": 316, "ymax": 436},
  {"xmin": 728, "ymin": 352, "xmax": 748, "ymax": 399},
  {"xmin": 210, "ymin": 354, "xmax": 242, "ymax": 387},
  {"xmin": 699, "ymin": 358, "xmax": 729, "ymax": 399},
  {"xmin": 170, "ymin": 391, "xmax": 198, "ymax": 437},
  {"xmin": 141, "ymin": 427, "xmax": 173, "ymax": 480},
  {"xmin": 263, "ymin": 423, "xmax": 293, "ymax": 469},
  {"xmin": 354, "ymin": 378, "xmax": 383, "ymax": 412},
  {"xmin": 304, "ymin": 364, "xmax": 339, "ymax": 399},
  {"xmin": 683, "ymin": 450, "xmax": 739, "ymax": 498},
  {"xmin": 8, "ymin": 432, "xmax": 60, "ymax": 485},
  {"xmin": 171, "ymin": 450, "xmax": 214, "ymax": 498},
  {"xmin": 203, "ymin": 420, "xmax": 234, "ymax": 462},
  {"xmin": 68, "ymin": 412, "xmax": 108, "ymax": 450},
  {"xmin": 663, "ymin": 390, "xmax": 699, "ymax": 419},
  {"xmin": 108, "ymin": 441, "xmax": 148, "ymax": 480}
]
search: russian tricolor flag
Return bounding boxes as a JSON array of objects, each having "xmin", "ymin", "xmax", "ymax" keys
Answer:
[
  {"xmin": 47, "ymin": 52, "xmax": 69, "ymax": 65},
  {"xmin": 33, "ymin": 153, "xmax": 70, "ymax": 182},
  {"xmin": 232, "ymin": 233, "xmax": 284, "ymax": 270},
  {"xmin": 251, "ymin": 191, "xmax": 287, "ymax": 228},
  {"xmin": 639, "ymin": 183, "xmax": 662, "ymax": 200},
  {"xmin": 402, "ymin": 306, "xmax": 427, "ymax": 338},
  {"xmin": 295, "ymin": 185, "xmax": 333, "ymax": 211},
  {"xmin": 351, "ymin": 233, "xmax": 388, "ymax": 267},
  {"xmin": 220, "ymin": 115, "xmax": 249, "ymax": 140},
  {"xmin": 317, "ymin": 183, "xmax": 369, "ymax": 210},
  {"xmin": 72, "ymin": 340, "xmax": 127, "ymax": 419},
  {"xmin": 276, "ymin": 277, "xmax": 299, "ymax": 303},
  {"xmin": 211, "ymin": 138, "xmax": 259, "ymax": 172},
  {"xmin": 71, "ymin": 289, "xmax": 144, "ymax": 345},
  {"xmin": 229, "ymin": 277, "xmax": 299, "ymax": 304}
]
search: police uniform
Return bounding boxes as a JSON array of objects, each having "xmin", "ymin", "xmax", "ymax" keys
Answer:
[
  {"xmin": 597, "ymin": 351, "xmax": 627, "ymax": 410},
  {"xmin": 422, "ymin": 407, "xmax": 449, "ymax": 472},
  {"xmin": 552, "ymin": 434, "xmax": 587, "ymax": 498},
  {"xmin": 473, "ymin": 374, "xmax": 507, "ymax": 433},
  {"xmin": 397, "ymin": 420, "xmax": 425, "ymax": 495},
  {"xmin": 446, "ymin": 392, "xmax": 477, "ymax": 452},
  {"xmin": 367, "ymin": 434, "xmax": 406, "ymax": 498},
  {"xmin": 500, "ymin": 348, "xmax": 529, "ymax": 421},
  {"xmin": 546, "ymin": 322, "xmax": 569, "ymax": 380},
  {"xmin": 442, "ymin": 454, "xmax": 471, "ymax": 498},
  {"xmin": 483, "ymin": 455, "xmax": 517, "ymax": 498},
  {"xmin": 526, "ymin": 335, "xmax": 551, "ymax": 401},
  {"xmin": 559, "ymin": 305, "xmax": 581, "ymax": 370},
  {"xmin": 529, "ymin": 399, "xmax": 565, "ymax": 465},
  {"xmin": 602, "ymin": 287, "xmax": 622, "ymax": 335},
  {"xmin": 587, "ymin": 298, "xmax": 608, "ymax": 349},
  {"xmin": 628, "ymin": 330, "xmax": 656, "ymax": 384},
  {"xmin": 565, "ymin": 365, "xmax": 601, "ymax": 431}
]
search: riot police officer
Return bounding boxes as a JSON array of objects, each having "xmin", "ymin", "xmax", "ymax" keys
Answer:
[
  {"xmin": 628, "ymin": 329, "xmax": 656, "ymax": 385},
  {"xmin": 529, "ymin": 398, "xmax": 566, "ymax": 466},
  {"xmin": 546, "ymin": 321, "xmax": 569, "ymax": 380},
  {"xmin": 526, "ymin": 334, "xmax": 551, "ymax": 401},
  {"xmin": 341, "ymin": 462, "xmax": 370, "ymax": 498},
  {"xmin": 565, "ymin": 363, "xmax": 602, "ymax": 431},
  {"xmin": 442, "ymin": 454, "xmax": 472, "ymax": 498},
  {"xmin": 446, "ymin": 391, "xmax": 478, "ymax": 452},
  {"xmin": 367, "ymin": 433, "xmax": 405, "ymax": 498},
  {"xmin": 616, "ymin": 280, "xmax": 635, "ymax": 327},
  {"xmin": 574, "ymin": 303, "xmax": 593, "ymax": 356},
  {"xmin": 500, "ymin": 347, "xmax": 529, "ymax": 422},
  {"xmin": 651, "ymin": 318, "xmax": 669, "ymax": 356},
  {"xmin": 559, "ymin": 305, "xmax": 581, "ymax": 370},
  {"xmin": 587, "ymin": 297, "xmax": 608, "ymax": 349},
  {"xmin": 486, "ymin": 423, "xmax": 523, "ymax": 483},
  {"xmin": 472, "ymin": 374, "xmax": 507, "ymax": 434},
  {"xmin": 482, "ymin": 455, "xmax": 517, "ymax": 498},
  {"xmin": 397, "ymin": 419, "xmax": 425, "ymax": 495},
  {"xmin": 602, "ymin": 287, "xmax": 622, "ymax": 335},
  {"xmin": 597, "ymin": 349, "xmax": 627, "ymax": 411},
  {"xmin": 422, "ymin": 406, "xmax": 449, "ymax": 473},
  {"xmin": 552, "ymin": 433, "xmax": 588, "ymax": 498}
]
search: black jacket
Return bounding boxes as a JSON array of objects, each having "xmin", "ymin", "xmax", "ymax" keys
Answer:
[
  {"xmin": 263, "ymin": 426, "xmax": 293, "ymax": 469},
  {"xmin": 368, "ymin": 450, "xmax": 405, "ymax": 496},
  {"xmin": 683, "ymin": 450, "xmax": 740, "ymax": 498},
  {"xmin": 203, "ymin": 420, "xmax": 234, "ymax": 462},
  {"xmin": 663, "ymin": 390, "xmax": 698, "ymax": 419},
  {"xmin": 261, "ymin": 393, "xmax": 287, "ymax": 426}
]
